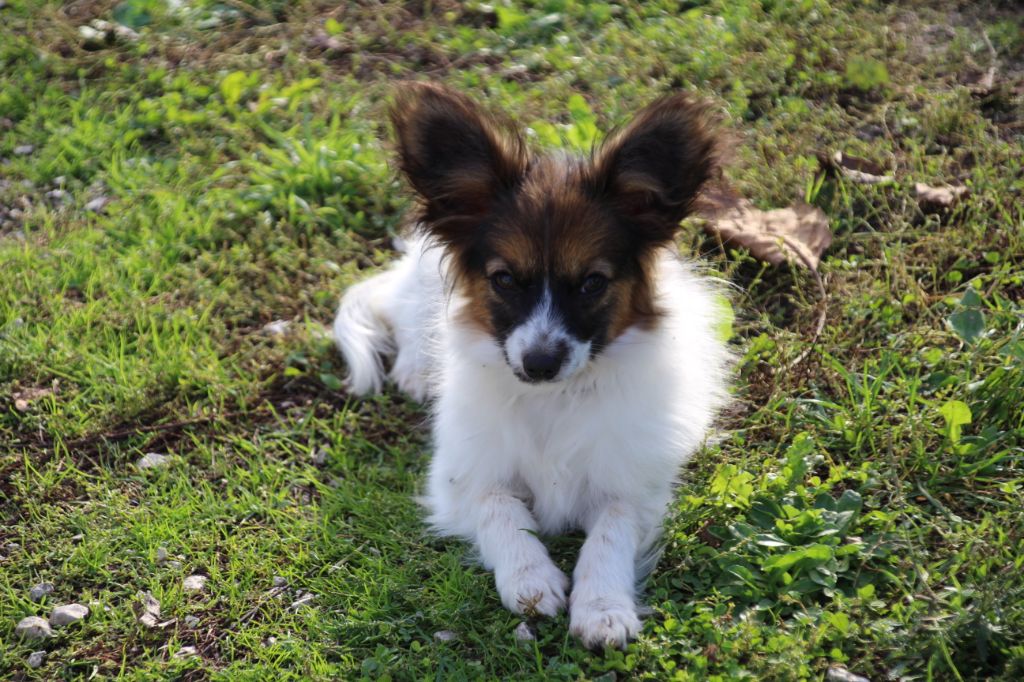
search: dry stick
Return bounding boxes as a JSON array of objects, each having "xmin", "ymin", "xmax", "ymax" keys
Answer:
[{"xmin": 779, "ymin": 235, "xmax": 828, "ymax": 371}]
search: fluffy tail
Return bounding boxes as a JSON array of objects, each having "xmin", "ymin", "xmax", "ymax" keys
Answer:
[{"xmin": 332, "ymin": 272, "xmax": 397, "ymax": 395}]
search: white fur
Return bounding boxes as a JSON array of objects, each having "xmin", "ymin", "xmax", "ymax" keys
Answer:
[{"xmin": 333, "ymin": 234, "xmax": 730, "ymax": 648}]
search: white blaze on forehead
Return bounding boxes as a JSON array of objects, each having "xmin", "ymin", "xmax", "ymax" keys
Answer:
[{"xmin": 505, "ymin": 284, "xmax": 591, "ymax": 382}]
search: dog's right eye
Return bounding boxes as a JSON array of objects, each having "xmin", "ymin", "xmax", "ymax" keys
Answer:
[{"xmin": 490, "ymin": 271, "xmax": 516, "ymax": 292}]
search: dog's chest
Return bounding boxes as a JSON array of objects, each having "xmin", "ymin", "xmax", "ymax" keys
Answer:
[{"xmin": 504, "ymin": 392, "xmax": 619, "ymax": 531}]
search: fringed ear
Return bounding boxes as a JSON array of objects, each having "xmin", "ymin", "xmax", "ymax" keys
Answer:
[
  {"xmin": 390, "ymin": 82, "xmax": 528, "ymax": 249},
  {"xmin": 590, "ymin": 94, "xmax": 719, "ymax": 246}
]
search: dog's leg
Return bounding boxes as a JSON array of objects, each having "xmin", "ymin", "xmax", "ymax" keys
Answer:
[
  {"xmin": 476, "ymin": 492, "xmax": 568, "ymax": 617},
  {"xmin": 569, "ymin": 501, "xmax": 643, "ymax": 649}
]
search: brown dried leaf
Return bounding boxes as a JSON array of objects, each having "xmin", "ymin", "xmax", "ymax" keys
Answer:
[
  {"xmin": 915, "ymin": 182, "xmax": 969, "ymax": 212},
  {"xmin": 11, "ymin": 382, "xmax": 59, "ymax": 410},
  {"xmin": 699, "ymin": 185, "xmax": 832, "ymax": 271},
  {"xmin": 821, "ymin": 151, "xmax": 895, "ymax": 185}
]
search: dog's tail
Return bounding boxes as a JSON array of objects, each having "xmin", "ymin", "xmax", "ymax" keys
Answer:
[{"xmin": 332, "ymin": 271, "xmax": 397, "ymax": 396}]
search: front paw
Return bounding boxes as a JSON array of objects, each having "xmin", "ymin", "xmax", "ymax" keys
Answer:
[
  {"xmin": 569, "ymin": 596, "xmax": 641, "ymax": 649},
  {"xmin": 496, "ymin": 561, "xmax": 568, "ymax": 617}
]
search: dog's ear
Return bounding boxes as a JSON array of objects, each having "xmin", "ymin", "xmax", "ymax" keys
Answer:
[
  {"xmin": 391, "ymin": 83, "xmax": 527, "ymax": 247},
  {"xmin": 591, "ymin": 94, "xmax": 719, "ymax": 245}
]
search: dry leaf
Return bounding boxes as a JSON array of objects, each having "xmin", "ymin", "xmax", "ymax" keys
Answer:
[
  {"xmin": 915, "ymin": 182, "xmax": 968, "ymax": 212},
  {"xmin": 699, "ymin": 185, "xmax": 832, "ymax": 271},
  {"xmin": 11, "ymin": 382, "xmax": 59, "ymax": 411},
  {"xmin": 821, "ymin": 151, "xmax": 895, "ymax": 185},
  {"xmin": 135, "ymin": 591, "xmax": 161, "ymax": 628}
]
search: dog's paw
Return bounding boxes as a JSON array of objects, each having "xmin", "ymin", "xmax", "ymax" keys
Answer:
[
  {"xmin": 496, "ymin": 562, "xmax": 568, "ymax": 617},
  {"xmin": 569, "ymin": 597, "xmax": 641, "ymax": 649}
]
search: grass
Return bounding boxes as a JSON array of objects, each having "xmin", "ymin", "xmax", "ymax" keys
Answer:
[{"xmin": 1, "ymin": 0, "xmax": 1022, "ymax": 679}]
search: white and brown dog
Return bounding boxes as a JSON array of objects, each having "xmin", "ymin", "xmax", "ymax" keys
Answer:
[{"xmin": 334, "ymin": 83, "xmax": 730, "ymax": 648}]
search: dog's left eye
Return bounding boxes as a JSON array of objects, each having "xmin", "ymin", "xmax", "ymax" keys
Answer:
[
  {"xmin": 580, "ymin": 273, "xmax": 608, "ymax": 296},
  {"xmin": 491, "ymin": 271, "xmax": 517, "ymax": 292}
]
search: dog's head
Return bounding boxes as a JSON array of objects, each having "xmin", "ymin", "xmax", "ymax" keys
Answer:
[{"xmin": 391, "ymin": 83, "xmax": 719, "ymax": 385}]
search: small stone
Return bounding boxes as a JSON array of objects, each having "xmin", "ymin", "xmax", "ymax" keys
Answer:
[
  {"xmin": 261, "ymin": 319, "xmax": 290, "ymax": 336},
  {"xmin": 49, "ymin": 603, "xmax": 89, "ymax": 627},
  {"xmin": 27, "ymin": 651, "xmax": 45, "ymax": 669},
  {"xmin": 272, "ymin": 576, "xmax": 287, "ymax": 588},
  {"xmin": 29, "ymin": 583, "xmax": 54, "ymax": 602},
  {"xmin": 45, "ymin": 189, "xmax": 70, "ymax": 205},
  {"xmin": 433, "ymin": 630, "xmax": 457, "ymax": 642},
  {"xmin": 184, "ymin": 615, "xmax": 200, "ymax": 627},
  {"xmin": 14, "ymin": 398, "xmax": 29, "ymax": 411},
  {"xmin": 155, "ymin": 546, "xmax": 168, "ymax": 564},
  {"xmin": 514, "ymin": 621, "xmax": 535, "ymax": 641},
  {"xmin": 264, "ymin": 636, "xmax": 277, "ymax": 646},
  {"xmin": 70, "ymin": 533, "xmax": 84, "ymax": 543},
  {"xmin": 311, "ymin": 448, "xmax": 328, "ymax": 466},
  {"xmin": 165, "ymin": 559, "xmax": 182, "ymax": 570},
  {"xmin": 13, "ymin": 144, "xmax": 34, "ymax": 156},
  {"xmin": 136, "ymin": 452, "xmax": 171, "ymax": 470},
  {"xmin": 183, "ymin": 575, "xmax": 208, "ymax": 591},
  {"xmin": 78, "ymin": 25, "xmax": 106, "ymax": 47},
  {"xmin": 827, "ymin": 666, "xmax": 870, "ymax": 682},
  {"xmin": 15, "ymin": 616, "xmax": 53, "ymax": 642},
  {"xmin": 84, "ymin": 196, "xmax": 110, "ymax": 213},
  {"xmin": 174, "ymin": 645, "xmax": 198, "ymax": 659}
]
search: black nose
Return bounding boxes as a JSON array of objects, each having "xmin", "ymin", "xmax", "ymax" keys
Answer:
[{"xmin": 522, "ymin": 347, "xmax": 567, "ymax": 381}]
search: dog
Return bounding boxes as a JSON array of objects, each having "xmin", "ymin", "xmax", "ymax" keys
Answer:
[{"xmin": 333, "ymin": 83, "xmax": 730, "ymax": 649}]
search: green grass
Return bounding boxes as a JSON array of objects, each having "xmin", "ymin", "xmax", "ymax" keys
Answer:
[{"xmin": 1, "ymin": 0, "xmax": 1022, "ymax": 679}]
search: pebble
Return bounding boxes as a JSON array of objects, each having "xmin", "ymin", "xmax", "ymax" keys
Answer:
[
  {"xmin": 50, "ymin": 603, "xmax": 89, "ymax": 627},
  {"xmin": 27, "ymin": 651, "xmax": 45, "ymax": 669},
  {"xmin": 184, "ymin": 615, "xmax": 200, "ymax": 627},
  {"xmin": 78, "ymin": 25, "xmax": 105, "ymax": 46},
  {"xmin": 433, "ymin": 630, "xmax": 457, "ymax": 642},
  {"xmin": 70, "ymin": 533, "xmax": 85, "ymax": 543},
  {"xmin": 272, "ymin": 576, "xmax": 287, "ymax": 588},
  {"xmin": 514, "ymin": 621, "xmax": 535, "ymax": 641},
  {"xmin": 311, "ymin": 448, "xmax": 328, "ymax": 466},
  {"xmin": 289, "ymin": 593, "xmax": 314, "ymax": 610},
  {"xmin": 84, "ymin": 196, "xmax": 110, "ymax": 213},
  {"xmin": 155, "ymin": 546, "xmax": 168, "ymax": 564},
  {"xmin": 15, "ymin": 616, "xmax": 53, "ymax": 642},
  {"xmin": 13, "ymin": 144, "xmax": 34, "ymax": 155},
  {"xmin": 137, "ymin": 452, "xmax": 171, "ymax": 470},
  {"xmin": 29, "ymin": 583, "xmax": 54, "ymax": 602},
  {"xmin": 827, "ymin": 667, "xmax": 870, "ymax": 682},
  {"xmin": 182, "ymin": 575, "xmax": 208, "ymax": 591},
  {"xmin": 261, "ymin": 319, "xmax": 290, "ymax": 336},
  {"xmin": 174, "ymin": 645, "xmax": 198, "ymax": 659},
  {"xmin": 45, "ymin": 189, "xmax": 70, "ymax": 205}
]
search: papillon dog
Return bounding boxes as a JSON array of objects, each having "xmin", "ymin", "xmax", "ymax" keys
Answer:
[{"xmin": 333, "ymin": 83, "xmax": 730, "ymax": 648}]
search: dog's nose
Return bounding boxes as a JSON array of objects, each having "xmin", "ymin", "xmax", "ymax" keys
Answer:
[{"xmin": 522, "ymin": 346, "xmax": 567, "ymax": 381}]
